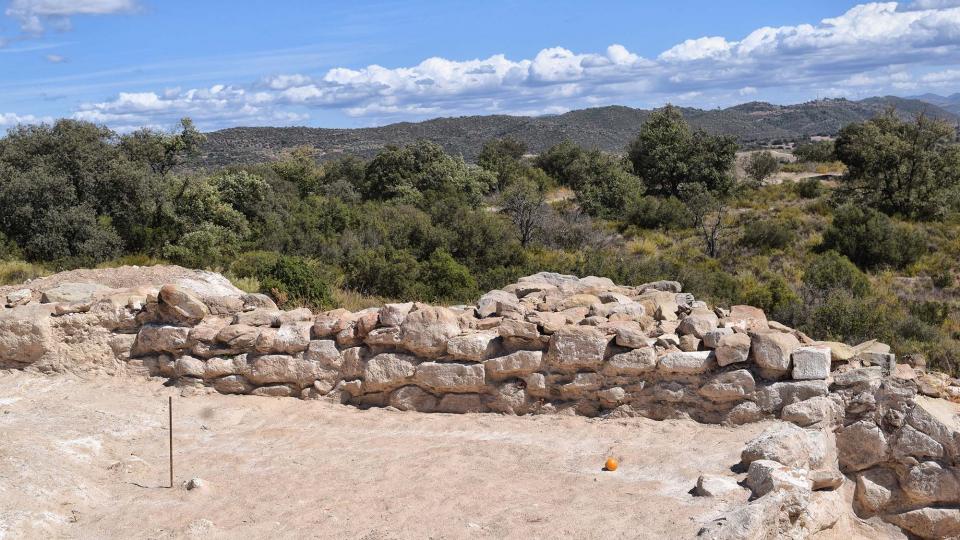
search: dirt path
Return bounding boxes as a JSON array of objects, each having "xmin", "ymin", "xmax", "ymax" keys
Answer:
[{"xmin": 0, "ymin": 371, "xmax": 899, "ymax": 539}]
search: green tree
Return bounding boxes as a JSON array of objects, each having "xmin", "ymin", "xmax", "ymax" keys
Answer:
[
  {"xmin": 835, "ymin": 111, "xmax": 960, "ymax": 218},
  {"xmin": 794, "ymin": 140, "xmax": 836, "ymax": 163},
  {"xmin": 499, "ymin": 177, "xmax": 546, "ymax": 247},
  {"xmin": 821, "ymin": 204, "xmax": 926, "ymax": 269},
  {"xmin": 120, "ymin": 118, "xmax": 205, "ymax": 176},
  {"xmin": 477, "ymin": 138, "xmax": 527, "ymax": 191},
  {"xmin": 362, "ymin": 141, "xmax": 483, "ymax": 207},
  {"xmin": 744, "ymin": 150, "xmax": 780, "ymax": 186},
  {"xmin": 626, "ymin": 105, "xmax": 737, "ymax": 198}
]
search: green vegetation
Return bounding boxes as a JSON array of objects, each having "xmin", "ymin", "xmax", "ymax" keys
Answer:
[{"xmin": 2, "ymin": 108, "xmax": 960, "ymax": 375}]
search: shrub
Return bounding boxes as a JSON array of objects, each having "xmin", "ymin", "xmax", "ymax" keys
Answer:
[
  {"xmin": 260, "ymin": 255, "xmax": 335, "ymax": 309},
  {"xmin": 804, "ymin": 290, "xmax": 895, "ymax": 344},
  {"xmin": 229, "ymin": 250, "xmax": 282, "ymax": 280},
  {"xmin": 626, "ymin": 195, "xmax": 691, "ymax": 230},
  {"xmin": 421, "ymin": 248, "xmax": 479, "ymax": 302},
  {"xmin": 0, "ymin": 260, "xmax": 48, "ymax": 285},
  {"xmin": 821, "ymin": 204, "xmax": 926, "ymax": 269},
  {"xmin": 803, "ymin": 251, "xmax": 870, "ymax": 297},
  {"xmin": 795, "ymin": 178, "xmax": 824, "ymax": 199},
  {"xmin": 740, "ymin": 218, "xmax": 796, "ymax": 252}
]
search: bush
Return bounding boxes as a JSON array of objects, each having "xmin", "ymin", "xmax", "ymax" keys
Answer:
[
  {"xmin": 794, "ymin": 140, "xmax": 836, "ymax": 163},
  {"xmin": 795, "ymin": 178, "xmax": 824, "ymax": 199},
  {"xmin": 626, "ymin": 195, "xmax": 691, "ymax": 230},
  {"xmin": 821, "ymin": 204, "xmax": 926, "ymax": 269},
  {"xmin": 229, "ymin": 250, "xmax": 282, "ymax": 280},
  {"xmin": 0, "ymin": 260, "xmax": 47, "ymax": 285},
  {"xmin": 740, "ymin": 218, "xmax": 796, "ymax": 252},
  {"xmin": 803, "ymin": 251, "xmax": 870, "ymax": 297},
  {"xmin": 804, "ymin": 290, "xmax": 895, "ymax": 344},
  {"xmin": 421, "ymin": 248, "xmax": 479, "ymax": 302},
  {"xmin": 260, "ymin": 255, "xmax": 335, "ymax": 309}
]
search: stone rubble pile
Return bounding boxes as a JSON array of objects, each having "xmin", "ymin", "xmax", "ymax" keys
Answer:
[{"xmin": 1, "ymin": 269, "xmax": 959, "ymax": 539}]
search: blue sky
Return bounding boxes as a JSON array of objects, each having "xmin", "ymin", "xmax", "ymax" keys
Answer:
[{"xmin": 2, "ymin": 0, "xmax": 960, "ymax": 131}]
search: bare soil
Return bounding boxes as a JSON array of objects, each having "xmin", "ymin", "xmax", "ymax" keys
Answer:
[{"xmin": 0, "ymin": 371, "xmax": 893, "ymax": 539}]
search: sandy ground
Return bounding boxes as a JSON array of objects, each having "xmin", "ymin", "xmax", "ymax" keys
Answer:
[{"xmin": 0, "ymin": 371, "xmax": 897, "ymax": 539}]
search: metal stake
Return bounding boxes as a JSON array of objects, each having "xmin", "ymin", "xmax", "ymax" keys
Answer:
[{"xmin": 168, "ymin": 396, "xmax": 174, "ymax": 489}]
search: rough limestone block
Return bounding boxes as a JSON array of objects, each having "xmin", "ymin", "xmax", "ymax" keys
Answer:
[
  {"xmin": 791, "ymin": 346, "xmax": 831, "ymax": 380},
  {"xmin": 658, "ymin": 351, "xmax": 715, "ymax": 374},
  {"xmin": 414, "ymin": 362, "xmax": 486, "ymax": 393},
  {"xmin": 484, "ymin": 350, "xmax": 542, "ymax": 380}
]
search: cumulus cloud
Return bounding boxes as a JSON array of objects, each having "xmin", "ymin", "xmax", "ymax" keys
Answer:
[
  {"xmin": 44, "ymin": 53, "xmax": 64, "ymax": 63},
  {"xmin": 0, "ymin": 112, "xmax": 52, "ymax": 126},
  {"xmin": 63, "ymin": 2, "xmax": 960, "ymax": 129},
  {"xmin": 6, "ymin": 0, "xmax": 137, "ymax": 34}
]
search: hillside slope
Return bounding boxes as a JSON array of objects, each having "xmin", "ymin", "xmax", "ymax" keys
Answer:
[{"xmin": 196, "ymin": 96, "xmax": 957, "ymax": 167}]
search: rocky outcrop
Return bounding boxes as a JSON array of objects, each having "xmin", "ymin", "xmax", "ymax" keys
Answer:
[{"xmin": 2, "ymin": 267, "xmax": 960, "ymax": 538}]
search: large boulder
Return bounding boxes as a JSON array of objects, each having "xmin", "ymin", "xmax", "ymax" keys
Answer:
[
  {"xmin": 545, "ymin": 325, "xmax": 610, "ymax": 371},
  {"xmin": 741, "ymin": 423, "xmax": 828, "ymax": 469},
  {"xmin": 133, "ymin": 325, "xmax": 191, "ymax": 356},
  {"xmin": 246, "ymin": 354, "xmax": 324, "ymax": 387},
  {"xmin": 725, "ymin": 305, "xmax": 768, "ymax": 332},
  {"xmin": 447, "ymin": 331, "xmax": 499, "ymax": 362},
  {"xmin": 884, "ymin": 508, "xmax": 960, "ymax": 539},
  {"xmin": 389, "ymin": 386, "xmax": 437, "ymax": 412},
  {"xmin": 602, "ymin": 347, "xmax": 657, "ymax": 376},
  {"xmin": 658, "ymin": 351, "xmax": 715, "ymax": 374},
  {"xmin": 677, "ymin": 309, "xmax": 719, "ymax": 339},
  {"xmin": 750, "ymin": 331, "xmax": 800, "ymax": 374},
  {"xmin": 791, "ymin": 346, "xmax": 831, "ymax": 380},
  {"xmin": 715, "ymin": 333, "xmax": 751, "ymax": 367},
  {"xmin": 698, "ymin": 370, "xmax": 755, "ymax": 402},
  {"xmin": 0, "ymin": 305, "xmax": 55, "ymax": 366},
  {"xmin": 400, "ymin": 306, "xmax": 461, "ymax": 357},
  {"xmin": 484, "ymin": 351, "xmax": 542, "ymax": 380},
  {"xmin": 158, "ymin": 284, "xmax": 209, "ymax": 324},
  {"xmin": 40, "ymin": 282, "xmax": 111, "ymax": 304},
  {"xmin": 414, "ymin": 362, "xmax": 486, "ymax": 393},
  {"xmin": 362, "ymin": 353, "xmax": 418, "ymax": 392},
  {"xmin": 836, "ymin": 420, "xmax": 888, "ymax": 472}
]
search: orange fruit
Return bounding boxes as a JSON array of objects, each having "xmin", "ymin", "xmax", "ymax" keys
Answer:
[{"xmin": 605, "ymin": 457, "xmax": 618, "ymax": 471}]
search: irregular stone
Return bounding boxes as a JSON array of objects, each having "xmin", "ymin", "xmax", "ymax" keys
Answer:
[
  {"xmin": 400, "ymin": 306, "xmax": 460, "ymax": 357},
  {"xmin": 340, "ymin": 347, "xmax": 366, "ymax": 380},
  {"xmin": 809, "ymin": 468, "xmax": 844, "ymax": 490},
  {"xmin": 483, "ymin": 382, "xmax": 531, "ymax": 415},
  {"xmin": 780, "ymin": 396, "xmax": 842, "ymax": 427},
  {"xmin": 754, "ymin": 380, "xmax": 829, "ymax": 414},
  {"xmin": 741, "ymin": 423, "xmax": 828, "ymax": 469},
  {"xmin": 436, "ymin": 393, "xmax": 485, "ymax": 414},
  {"xmin": 389, "ymin": 386, "xmax": 437, "ymax": 412},
  {"xmin": 726, "ymin": 401, "xmax": 764, "ymax": 426},
  {"xmin": 698, "ymin": 370, "xmax": 755, "ymax": 402},
  {"xmin": 900, "ymin": 461, "xmax": 960, "ymax": 505},
  {"xmin": 158, "ymin": 284, "xmax": 208, "ymax": 324},
  {"xmin": 724, "ymin": 305, "xmax": 768, "ymax": 332},
  {"xmin": 254, "ymin": 322, "xmax": 311, "ymax": 354},
  {"xmin": 362, "ymin": 353, "xmax": 417, "ymax": 392},
  {"xmin": 251, "ymin": 384, "xmax": 295, "ymax": 397},
  {"xmin": 5, "ymin": 288, "xmax": 31, "ymax": 307},
  {"xmin": 884, "ymin": 508, "xmax": 960, "ymax": 540},
  {"xmin": 603, "ymin": 347, "xmax": 657, "ymax": 376},
  {"xmin": 235, "ymin": 308, "xmax": 281, "ymax": 327},
  {"xmin": 352, "ymin": 308, "xmax": 380, "ymax": 337},
  {"xmin": 658, "ymin": 351, "xmax": 715, "ymax": 375},
  {"xmin": 364, "ymin": 326, "xmax": 403, "ymax": 348},
  {"xmin": 678, "ymin": 335, "xmax": 701, "ymax": 352},
  {"xmin": 477, "ymin": 290, "xmax": 519, "ymax": 318},
  {"xmin": 40, "ymin": 282, "xmax": 110, "ymax": 304},
  {"xmin": 379, "ymin": 302, "xmax": 414, "ymax": 326},
  {"xmin": 804, "ymin": 489, "xmax": 843, "ymax": 533},
  {"xmin": 303, "ymin": 339, "xmax": 341, "ymax": 370},
  {"xmin": 0, "ymin": 305, "xmax": 54, "ymax": 366},
  {"xmin": 215, "ymin": 324, "xmax": 260, "ymax": 350},
  {"xmin": 213, "ymin": 375, "xmax": 253, "ymax": 394},
  {"xmin": 637, "ymin": 291, "xmax": 679, "ymax": 322},
  {"xmin": 556, "ymin": 293, "xmax": 601, "ymax": 311},
  {"xmin": 175, "ymin": 355, "xmax": 206, "ymax": 378},
  {"xmin": 746, "ymin": 459, "xmax": 811, "ymax": 498},
  {"xmin": 836, "ymin": 421, "xmax": 888, "ymax": 472},
  {"xmin": 559, "ymin": 372, "xmax": 602, "ymax": 399},
  {"xmin": 133, "ymin": 325, "xmax": 191, "ymax": 355},
  {"xmin": 484, "ymin": 350, "xmax": 542, "ymax": 380},
  {"xmin": 204, "ymin": 355, "xmax": 247, "ymax": 378},
  {"xmin": 444, "ymin": 331, "xmax": 497, "ymax": 362},
  {"xmin": 791, "ymin": 346, "xmax": 831, "ymax": 380},
  {"xmin": 905, "ymin": 396, "xmax": 960, "ymax": 459},
  {"xmin": 247, "ymin": 354, "xmax": 323, "ymax": 387},
  {"xmin": 598, "ymin": 387, "xmax": 627, "ymax": 408},
  {"xmin": 527, "ymin": 311, "xmax": 567, "ymax": 334},
  {"xmin": 498, "ymin": 318, "xmax": 539, "ymax": 341},
  {"xmin": 832, "ymin": 366, "xmax": 883, "ymax": 387},
  {"xmin": 414, "ymin": 362, "xmax": 486, "ymax": 393},
  {"xmin": 546, "ymin": 325, "xmax": 610, "ymax": 371},
  {"xmin": 695, "ymin": 474, "xmax": 746, "ymax": 497},
  {"xmin": 612, "ymin": 322, "xmax": 651, "ymax": 349},
  {"xmin": 677, "ymin": 310, "xmax": 719, "ymax": 339},
  {"xmin": 891, "ymin": 425, "xmax": 945, "ymax": 461},
  {"xmin": 276, "ymin": 307, "xmax": 313, "ymax": 326},
  {"xmin": 702, "ymin": 328, "xmax": 734, "ymax": 349},
  {"xmin": 715, "ymin": 333, "xmax": 751, "ymax": 367},
  {"xmin": 750, "ymin": 331, "xmax": 799, "ymax": 374}
]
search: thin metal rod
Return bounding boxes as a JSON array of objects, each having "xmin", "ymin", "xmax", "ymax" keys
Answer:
[{"xmin": 168, "ymin": 396, "xmax": 173, "ymax": 489}]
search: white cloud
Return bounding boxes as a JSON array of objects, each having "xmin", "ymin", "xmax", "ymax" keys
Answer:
[
  {"xmin": 45, "ymin": 53, "xmax": 64, "ymax": 63},
  {"xmin": 6, "ymin": 0, "xmax": 137, "ymax": 34},
  {"xmin": 0, "ymin": 112, "xmax": 52, "ymax": 126},
  {"xmin": 54, "ymin": 2, "xmax": 960, "ymax": 130}
]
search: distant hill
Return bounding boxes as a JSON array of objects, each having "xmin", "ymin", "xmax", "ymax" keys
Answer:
[
  {"xmin": 196, "ymin": 96, "xmax": 958, "ymax": 167},
  {"xmin": 911, "ymin": 93, "xmax": 960, "ymax": 115}
]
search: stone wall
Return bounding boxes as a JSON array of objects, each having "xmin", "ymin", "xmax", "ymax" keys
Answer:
[{"xmin": 1, "ymin": 268, "xmax": 959, "ymax": 538}]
